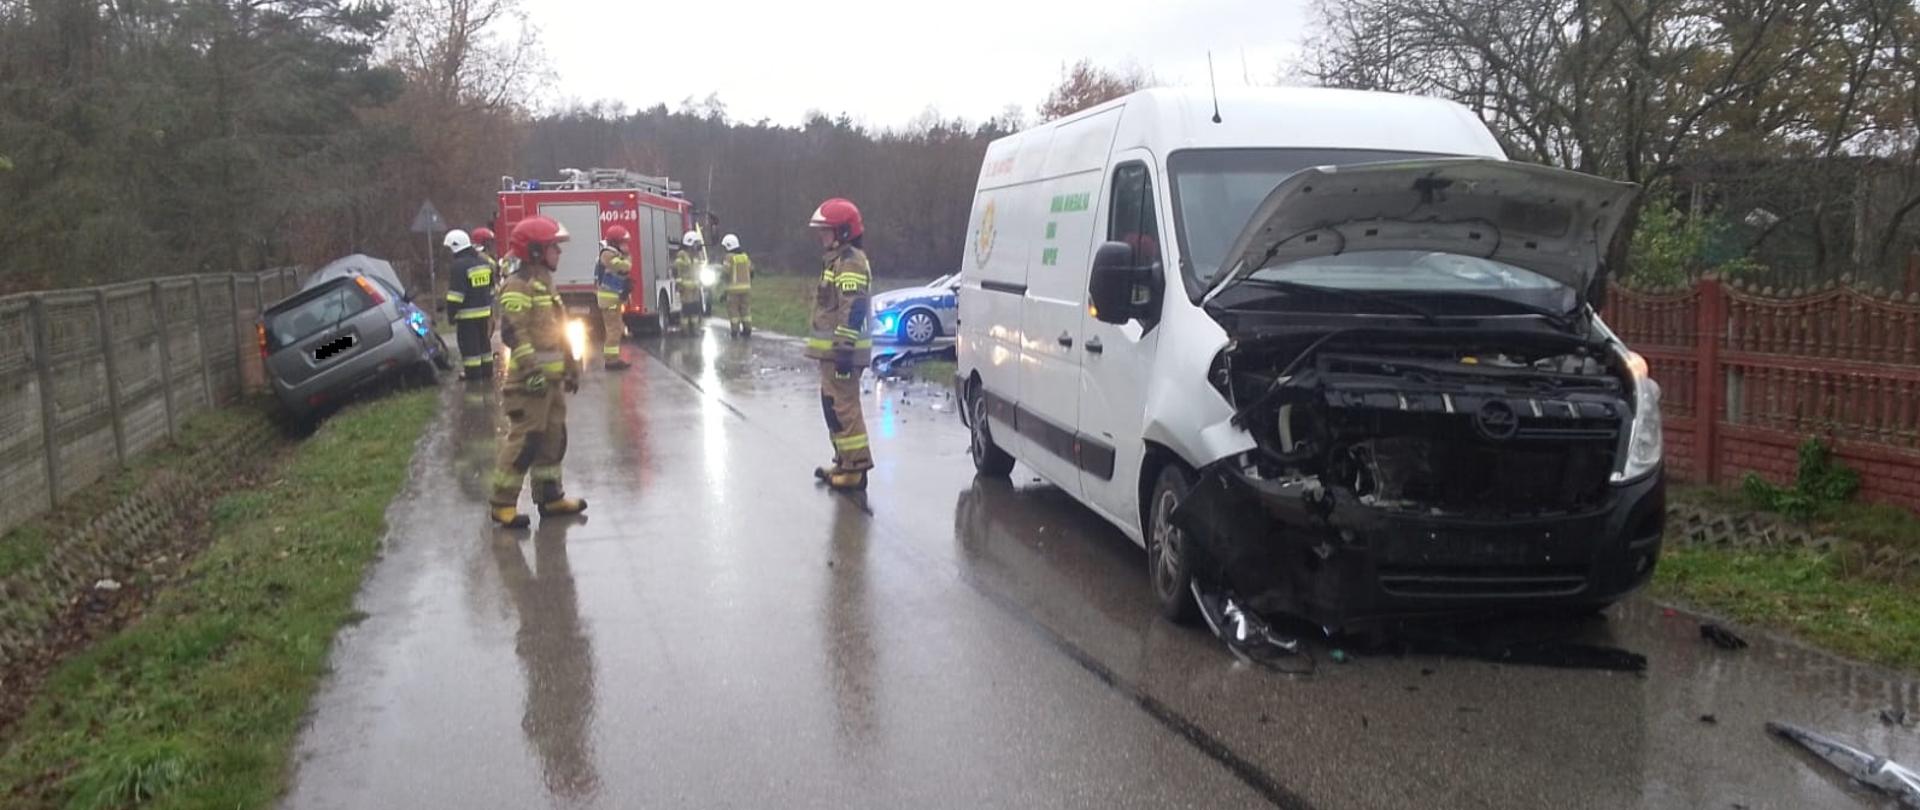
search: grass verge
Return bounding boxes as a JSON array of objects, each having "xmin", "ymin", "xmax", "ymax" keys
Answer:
[
  {"xmin": 1654, "ymin": 544, "xmax": 1920, "ymax": 670},
  {"xmin": 742, "ymin": 275, "xmax": 815, "ymax": 340},
  {"xmin": 743, "ymin": 274, "xmax": 937, "ymax": 340},
  {"xmin": 0, "ymin": 389, "xmax": 438, "ymax": 809},
  {"xmin": 1655, "ymin": 484, "xmax": 1920, "ymax": 672}
]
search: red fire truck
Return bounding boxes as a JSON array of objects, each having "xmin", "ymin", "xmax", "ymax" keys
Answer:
[{"xmin": 496, "ymin": 168, "xmax": 695, "ymax": 341}]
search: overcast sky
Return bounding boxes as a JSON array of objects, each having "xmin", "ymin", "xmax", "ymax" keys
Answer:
[{"xmin": 534, "ymin": 0, "xmax": 1313, "ymax": 128}]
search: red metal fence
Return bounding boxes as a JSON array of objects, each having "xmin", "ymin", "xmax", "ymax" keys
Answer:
[{"xmin": 1609, "ymin": 277, "xmax": 1920, "ymax": 510}]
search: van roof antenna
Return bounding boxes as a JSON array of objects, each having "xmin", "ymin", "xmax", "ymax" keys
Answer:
[{"xmin": 1207, "ymin": 52, "xmax": 1223, "ymax": 123}]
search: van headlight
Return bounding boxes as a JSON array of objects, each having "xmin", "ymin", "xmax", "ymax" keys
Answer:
[
  {"xmin": 698, "ymin": 265, "xmax": 719, "ymax": 287},
  {"xmin": 1613, "ymin": 350, "xmax": 1663, "ymax": 482}
]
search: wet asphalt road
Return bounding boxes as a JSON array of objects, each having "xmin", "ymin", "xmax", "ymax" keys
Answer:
[{"xmin": 283, "ymin": 321, "xmax": 1920, "ymax": 810}]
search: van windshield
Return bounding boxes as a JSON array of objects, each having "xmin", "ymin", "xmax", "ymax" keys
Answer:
[{"xmin": 1167, "ymin": 148, "xmax": 1440, "ymax": 291}]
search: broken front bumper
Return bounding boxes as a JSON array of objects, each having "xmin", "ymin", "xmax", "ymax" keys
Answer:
[{"xmin": 1175, "ymin": 465, "xmax": 1665, "ymax": 629}]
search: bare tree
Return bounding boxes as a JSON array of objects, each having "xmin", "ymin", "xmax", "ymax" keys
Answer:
[
  {"xmin": 1037, "ymin": 59, "xmax": 1153, "ymax": 122},
  {"xmin": 1301, "ymin": 0, "xmax": 1920, "ymax": 278},
  {"xmin": 384, "ymin": 0, "xmax": 547, "ymax": 110}
]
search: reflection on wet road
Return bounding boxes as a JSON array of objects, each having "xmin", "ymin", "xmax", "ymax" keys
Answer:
[
  {"xmin": 492, "ymin": 519, "xmax": 599, "ymax": 801},
  {"xmin": 283, "ymin": 319, "xmax": 1920, "ymax": 810}
]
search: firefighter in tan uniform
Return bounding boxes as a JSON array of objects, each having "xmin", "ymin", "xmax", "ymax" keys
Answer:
[
  {"xmin": 473, "ymin": 226, "xmax": 505, "ymax": 339},
  {"xmin": 720, "ymin": 233, "xmax": 753, "ymax": 338},
  {"xmin": 673, "ymin": 230, "xmax": 705, "ymax": 336},
  {"xmin": 805, "ymin": 198, "xmax": 874, "ymax": 490},
  {"xmin": 489, "ymin": 215, "xmax": 587, "ymax": 528},
  {"xmin": 595, "ymin": 225, "xmax": 633, "ymax": 370}
]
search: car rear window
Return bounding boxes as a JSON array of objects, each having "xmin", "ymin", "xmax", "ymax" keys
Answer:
[{"xmin": 265, "ymin": 282, "xmax": 374, "ymax": 350}]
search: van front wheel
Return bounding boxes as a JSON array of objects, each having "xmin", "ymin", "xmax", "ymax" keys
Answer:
[
  {"xmin": 1148, "ymin": 464, "xmax": 1201, "ymax": 624},
  {"xmin": 966, "ymin": 383, "xmax": 1015, "ymax": 478}
]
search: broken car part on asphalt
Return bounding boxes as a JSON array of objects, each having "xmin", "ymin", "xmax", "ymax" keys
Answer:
[
  {"xmin": 1700, "ymin": 622, "xmax": 1750, "ymax": 650},
  {"xmin": 1190, "ymin": 581, "xmax": 1312, "ymax": 675},
  {"xmin": 1768, "ymin": 721, "xmax": 1920, "ymax": 807}
]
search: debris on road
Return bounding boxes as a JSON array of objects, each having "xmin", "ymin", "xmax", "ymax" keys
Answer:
[
  {"xmin": 92, "ymin": 579, "xmax": 121, "ymax": 592},
  {"xmin": 1701, "ymin": 623, "xmax": 1750, "ymax": 650},
  {"xmin": 1192, "ymin": 582, "xmax": 1312, "ymax": 674},
  {"xmin": 1700, "ymin": 714, "xmax": 1718, "ymax": 724},
  {"xmin": 1884, "ymin": 709, "xmax": 1913, "ymax": 727},
  {"xmin": 1767, "ymin": 721, "xmax": 1920, "ymax": 807}
]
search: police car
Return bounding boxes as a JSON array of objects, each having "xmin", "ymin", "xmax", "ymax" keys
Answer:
[{"xmin": 870, "ymin": 273, "xmax": 961, "ymax": 345}]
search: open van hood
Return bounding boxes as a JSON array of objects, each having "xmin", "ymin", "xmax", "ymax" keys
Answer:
[{"xmin": 1201, "ymin": 159, "xmax": 1638, "ymax": 306}]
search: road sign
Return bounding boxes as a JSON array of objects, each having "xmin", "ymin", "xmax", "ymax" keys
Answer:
[{"xmin": 411, "ymin": 201, "xmax": 445, "ymax": 234}]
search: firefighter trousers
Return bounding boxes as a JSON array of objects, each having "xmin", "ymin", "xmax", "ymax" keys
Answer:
[
  {"xmin": 819, "ymin": 360, "xmax": 872, "ymax": 471},
  {"xmin": 491, "ymin": 383, "xmax": 569, "ymax": 507},
  {"xmin": 677, "ymin": 282, "xmax": 702, "ymax": 334},
  {"xmin": 456, "ymin": 318, "xmax": 494, "ymax": 381},
  {"xmin": 597, "ymin": 291, "xmax": 624, "ymax": 361},
  {"xmin": 727, "ymin": 289, "xmax": 751, "ymax": 330}
]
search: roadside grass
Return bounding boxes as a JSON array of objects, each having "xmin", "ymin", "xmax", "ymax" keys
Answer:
[
  {"xmin": 0, "ymin": 404, "xmax": 268, "ymax": 580},
  {"xmin": 913, "ymin": 359, "xmax": 958, "ymax": 388},
  {"xmin": 1655, "ymin": 483, "xmax": 1920, "ymax": 672},
  {"xmin": 0, "ymin": 389, "xmax": 438, "ymax": 810},
  {"xmin": 743, "ymin": 273, "xmax": 935, "ymax": 343},
  {"xmin": 1654, "ymin": 544, "xmax": 1920, "ymax": 670},
  {"xmin": 743, "ymin": 275, "xmax": 815, "ymax": 340}
]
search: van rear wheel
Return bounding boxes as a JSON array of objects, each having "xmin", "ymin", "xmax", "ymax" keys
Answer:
[
  {"xmin": 966, "ymin": 383, "xmax": 1015, "ymax": 478},
  {"xmin": 1148, "ymin": 464, "xmax": 1201, "ymax": 624}
]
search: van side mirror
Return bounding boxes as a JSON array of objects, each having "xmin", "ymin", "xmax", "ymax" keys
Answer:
[{"xmin": 1089, "ymin": 241, "xmax": 1155, "ymax": 325}]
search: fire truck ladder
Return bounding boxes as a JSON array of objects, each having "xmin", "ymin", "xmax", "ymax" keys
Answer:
[{"xmin": 499, "ymin": 168, "xmax": 683, "ymax": 197}]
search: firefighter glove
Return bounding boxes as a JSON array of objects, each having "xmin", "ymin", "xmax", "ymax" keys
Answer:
[
  {"xmin": 835, "ymin": 347, "xmax": 854, "ymax": 379},
  {"xmin": 563, "ymin": 371, "xmax": 579, "ymax": 394}
]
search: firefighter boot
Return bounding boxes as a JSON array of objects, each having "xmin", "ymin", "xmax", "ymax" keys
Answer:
[
  {"xmin": 490, "ymin": 505, "xmax": 531, "ymax": 529},
  {"xmin": 814, "ymin": 456, "xmax": 843, "ymax": 482},
  {"xmin": 538, "ymin": 497, "xmax": 588, "ymax": 517},
  {"xmin": 827, "ymin": 469, "xmax": 869, "ymax": 491}
]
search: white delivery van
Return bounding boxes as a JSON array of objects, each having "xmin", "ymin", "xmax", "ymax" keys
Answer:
[{"xmin": 954, "ymin": 87, "xmax": 1667, "ymax": 630}]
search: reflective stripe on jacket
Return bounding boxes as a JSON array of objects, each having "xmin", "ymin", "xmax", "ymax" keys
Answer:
[
  {"xmin": 726, "ymin": 251, "xmax": 753, "ymax": 293},
  {"xmin": 497, "ymin": 267, "xmax": 571, "ymax": 388},
  {"xmin": 447, "ymin": 250, "xmax": 495, "ymax": 320},
  {"xmin": 805, "ymin": 245, "xmax": 872, "ymax": 362}
]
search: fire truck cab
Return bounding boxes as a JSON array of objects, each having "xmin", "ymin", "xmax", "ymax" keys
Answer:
[{"xmin": 497, "ymin": 168, "xmax": 695, "ymax": 341}]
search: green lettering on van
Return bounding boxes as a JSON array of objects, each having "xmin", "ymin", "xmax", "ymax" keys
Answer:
[
  {"xmin": 1047, "ymin": 192, "xmax": 1092, "ymax": 214},
  {"xmin": 1045, "ymin": 222, "xmax": 1057, "ymax": 240},
  {"xmin": 1041, "ymin": 248, "xmax": 1059, "ymax": 266}
]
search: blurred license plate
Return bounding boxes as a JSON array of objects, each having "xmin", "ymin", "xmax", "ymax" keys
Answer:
[
  {"xmin": 569, "ymin": 305, "xmax": 591, "ymax": 317},
  {"xmin": 314, "ymin": 333, "xmax": 357, "ymax": 362}
]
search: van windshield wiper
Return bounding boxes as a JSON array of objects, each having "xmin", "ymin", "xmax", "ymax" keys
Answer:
[{"xmin": 1232, "ymin": 278, "xmax": 1438, "ymax": 324}]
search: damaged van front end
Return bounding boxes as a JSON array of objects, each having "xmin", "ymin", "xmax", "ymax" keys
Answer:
[
  {"xmin": 1174, "ymin": 327, "xmax": 1666, "ymax": 629},
  {"xmin": 1171, "ymin": 158, "xmax": 1663, "ymax": 630}
]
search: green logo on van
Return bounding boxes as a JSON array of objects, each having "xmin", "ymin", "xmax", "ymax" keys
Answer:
[{"xmin": 1049, "ymin": 193, "xmax": 1091, "ymax": 214}]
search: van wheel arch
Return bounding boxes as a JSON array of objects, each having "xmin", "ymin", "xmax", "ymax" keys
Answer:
[{"xmin": 1137, "ymin": 441, "xmax": 1186, "ymax": 537}]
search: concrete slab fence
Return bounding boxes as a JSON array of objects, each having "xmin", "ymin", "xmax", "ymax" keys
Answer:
[{"xmin": 0, "ymin": 267, "xmax": 304, "ymax": 538}]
